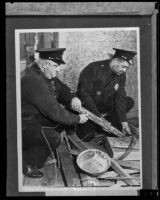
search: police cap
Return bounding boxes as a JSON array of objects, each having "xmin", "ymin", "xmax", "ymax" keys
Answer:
[
  {"xmin": 36, "ymin": 48, "xmax": 66, "ymax": 65},
  {"xmin": 112, "ymin": 48, "xmax": 137, "ymax": 64}
]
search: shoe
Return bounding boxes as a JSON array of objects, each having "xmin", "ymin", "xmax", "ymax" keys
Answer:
[{"xmin": 23, "ymin": 164, "xmax": 44, "ymax": 178}]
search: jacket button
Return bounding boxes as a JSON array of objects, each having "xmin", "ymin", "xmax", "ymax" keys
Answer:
[{"xmin": 96, "ymin": 91, "xmax": 101, "ymax": 96}]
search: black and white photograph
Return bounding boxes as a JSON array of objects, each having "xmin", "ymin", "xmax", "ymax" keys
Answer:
[
  {"xmin": 6, "ymin": 2, "xmax": 158, "ymax": 197},
  {"xmin": 15, "ymin": 28, "xmax": 142, "ymax": 194}
]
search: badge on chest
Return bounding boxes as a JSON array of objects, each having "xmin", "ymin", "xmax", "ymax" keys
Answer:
[
  {"xmin": 114, "ymin": 83, "xmax": 119, "ymax": 91},
  {"xmin": 96, "ymin": 91, "xmax": 102, "ymax": 96}
]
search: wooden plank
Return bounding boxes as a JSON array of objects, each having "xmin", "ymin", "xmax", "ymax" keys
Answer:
[
  {"xmin": 112, "ymin": 146, "xmax": 139, "ymax": 150},
  {"xmin": 114, "ymin": 151, "xmax": 140, "ymax": 161},
  {"xmin": 55, "ymin": 168, "xmax": 65, "ymax": 187},
  {"xmin": 57, "ymin": 142, "xmax": 81, "ymax": 187},
  {"xmin": 110, "ymin": 158, "xmax": 139, "ymax": 186},
  {"xmin": 123, "ymin": 168, "xmax": 140, "ymax": 175},
  {"xmin": 115, "ymin": 160, "xmax": 140, "ymax": 170},
  {"xmin": 67, "ymin": 134, "xmax": 140, "ymax": 186},
  {"xmin": 85, "ymin": 141, "xmax": 139, "ymax": 186},
  {"xmin": 67, "ymin": 135, "xmax": 90, "ymax": 152},
  {"xmin": 78, "ymin": 174, "xmax": 116, "ymax": 187},
  {"xmin": 23, "ymin": 175, "xmax": 43, "ymax": 186},
  {"xmin": 43, "ymin": 33, "xmax": 51, "ymax": 48},
  {"xmin": 41, "ymin": 164, "xmax": 64, "ymax": 187},
  {"xmin": 88, "ymin": 141, "xmax": 140, "ymax": 186},
  {"xmin": 78, "ymin": 169, "xmax": 116, "ymax": 187},
  {"xmin": 108, "ymin": 137, "xmax": 140, "ymax": 153},
  {"xmin": 108, "ymin": 137, "xmax": 133, "ymax": 146}
]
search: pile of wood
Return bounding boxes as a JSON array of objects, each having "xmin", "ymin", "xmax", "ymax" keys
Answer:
[
  {"xmin": 23, "ymin": 127, "xmax": 140, "ymax": 188},
  {"xmin": 65, "ymin": 134, "xmax": 141, "ymax": 188}
]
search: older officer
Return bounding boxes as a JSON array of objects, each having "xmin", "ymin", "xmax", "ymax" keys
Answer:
[
  {"xmin": 76, "ymin": 48, "xmax": 137, "ymax": 157},
  {"xmin": 21, "ymin": 48, "xmax": 88, "ymax": 178}
]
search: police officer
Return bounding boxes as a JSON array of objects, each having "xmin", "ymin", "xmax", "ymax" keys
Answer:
[
  {"xmin": 76, "ymin": 48, "xmax": 137, "ymax": 157},
  {"xmin": 21, "ymin": 48, "xmax": 88, "ymax": 178}
]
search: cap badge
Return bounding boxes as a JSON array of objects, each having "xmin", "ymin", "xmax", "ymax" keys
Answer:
[
  {"xmin": 114, "ymin": 83, "xmax": 119, "ymax": 91},
  {"xmin": 121, "ymin": 56, "xmax": 127, "ymax": 60}
]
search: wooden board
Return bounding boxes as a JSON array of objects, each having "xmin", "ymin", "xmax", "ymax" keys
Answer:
[
  {"xmin": 23, "ymin": 176, "xmax": 43, "ymax": 186},
  {"xmin": 110, "ymin": 158, "xmax": 139, "ymax": 186},
  {"xmin": 78, "ymin": 174, "xmax": 116, "ymax": 187},
  {"xmin": 67, "ymin": 134, "xmax": 139, "ymax": 186},
  {"xmin": 88, "ymin": 141, "xmax": 140, "ymax": 186},
  {"xmin": 57, "ymin": 141, "xmax": 81, "ymax": 187},
  {"xmin": 41, "ymin": 164, "xmax": 64, "ymax": 187},
  {"xmin": 108, "ymin": 137, "xmax": 140, "ymax": 149},
  {"xmin": 67, "ymin": 135, "xmax": 93, "ymax": 152},
  {"xmin": 114, "ymin": 151, "xmax": 140, "ymax": 161},
  {"xmin": 115, "ymin": 160, "xmax": 140, "ymax": 170}
]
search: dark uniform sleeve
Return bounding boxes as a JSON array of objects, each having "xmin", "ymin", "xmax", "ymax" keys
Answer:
[
  {"xmin": 21, "ymin": 75, "xmax": 80, "ymax": 125},
  {"xmin": 54, "ymin": 78, "xmax": 76, "ymax": 109},
  {"xmin": 115, "ymin": 74, "xmax": 127, "ymax": 122},
  {"xmin": 77, "ymin": 66, "xmax": 101, "ymax": 117}
]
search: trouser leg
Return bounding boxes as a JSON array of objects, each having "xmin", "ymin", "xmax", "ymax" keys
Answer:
[
  {"xmin": 23, "ymin": 145, "xmax": 50, "ymax": 169},
  {"xmin": 22, "ymin": 124, "xmax": 61, "ymax": 168},
  {"xmin": 106, "ymin": 96, "xmax": 135, "ymax": 131}
]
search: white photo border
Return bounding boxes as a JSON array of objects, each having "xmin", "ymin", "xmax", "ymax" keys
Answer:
[{"xmin": 15, "ymin": 27, "xmax": 142, "ymax": 195}]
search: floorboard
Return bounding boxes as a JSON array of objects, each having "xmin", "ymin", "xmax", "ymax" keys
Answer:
[{"xmin": 23, "ymin": 116, "xmax": 140, "ymax": 187}]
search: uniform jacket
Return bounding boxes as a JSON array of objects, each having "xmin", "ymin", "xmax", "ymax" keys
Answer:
[
  {"xmin": 77, "ymin": 59, "xmax": 127, "ymax": 122},
  {"xmin": 21, "ymin": 62, "xmax": 80, "ymax": 128}
]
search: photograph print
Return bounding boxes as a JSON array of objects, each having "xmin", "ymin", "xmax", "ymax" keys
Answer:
[{"xmin": 15, "ymin": 28, "xmax": 142, "ymax": 194}]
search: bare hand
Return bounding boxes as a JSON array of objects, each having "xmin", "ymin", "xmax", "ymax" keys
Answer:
[
  {"xmin": 121, "ymin": 122, "xmax": 131, "ymax": 136},
  {"xmin": 79, "ymin": 114, "xmax": 89, "ymax": 124},
  {"xmin": 71, "ymin": 97, "xmax": 82, "ymax": 111}
]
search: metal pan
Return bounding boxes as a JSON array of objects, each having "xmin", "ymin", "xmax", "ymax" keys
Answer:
[{"xmin": 77, "ymin": 149, "xmax": 111, "ymax": 177}]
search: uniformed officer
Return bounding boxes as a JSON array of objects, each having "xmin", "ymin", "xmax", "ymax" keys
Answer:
[
  {"xmin": 76, "ymin": 48, "xmax": 137, "ymax": 157},
  {"xmin": 21, "ymin": 48, "xmax": 88, "ymax": 178}
]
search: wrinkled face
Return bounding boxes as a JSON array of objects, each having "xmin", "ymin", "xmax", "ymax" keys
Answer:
[
  {"xmin": 110, "ymin": 58, "xmax": 131, "ymax": 76},
  {"xmin": 41, "ymin": 60, "xmax": 65, "ymax": 79}
]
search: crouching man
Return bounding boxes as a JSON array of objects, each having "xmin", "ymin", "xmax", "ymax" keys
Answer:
[
  {"xmin": 76, "ymin": 48, "xmax": 137, "ymax": 157},
  {"xmin": 21, "ymin": 48, "xmax": 88, "ymax": 178}
]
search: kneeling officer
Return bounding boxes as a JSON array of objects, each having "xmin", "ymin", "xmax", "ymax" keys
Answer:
[{"xmin": 21, "ymin": 48, "xmax": 88, "ymax": 178}]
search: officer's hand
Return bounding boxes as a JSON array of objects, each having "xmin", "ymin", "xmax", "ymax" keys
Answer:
[
  {"xmin": 71, "ymin": 97, "xmax": 82, "ymax": 112},
  {"xmin": 121, "ymin": 122, "xmax": 131, "ymax": 136},
  {"xmin": 79, "ymin": 114, "xmax": 89, "ymax": 124}
]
